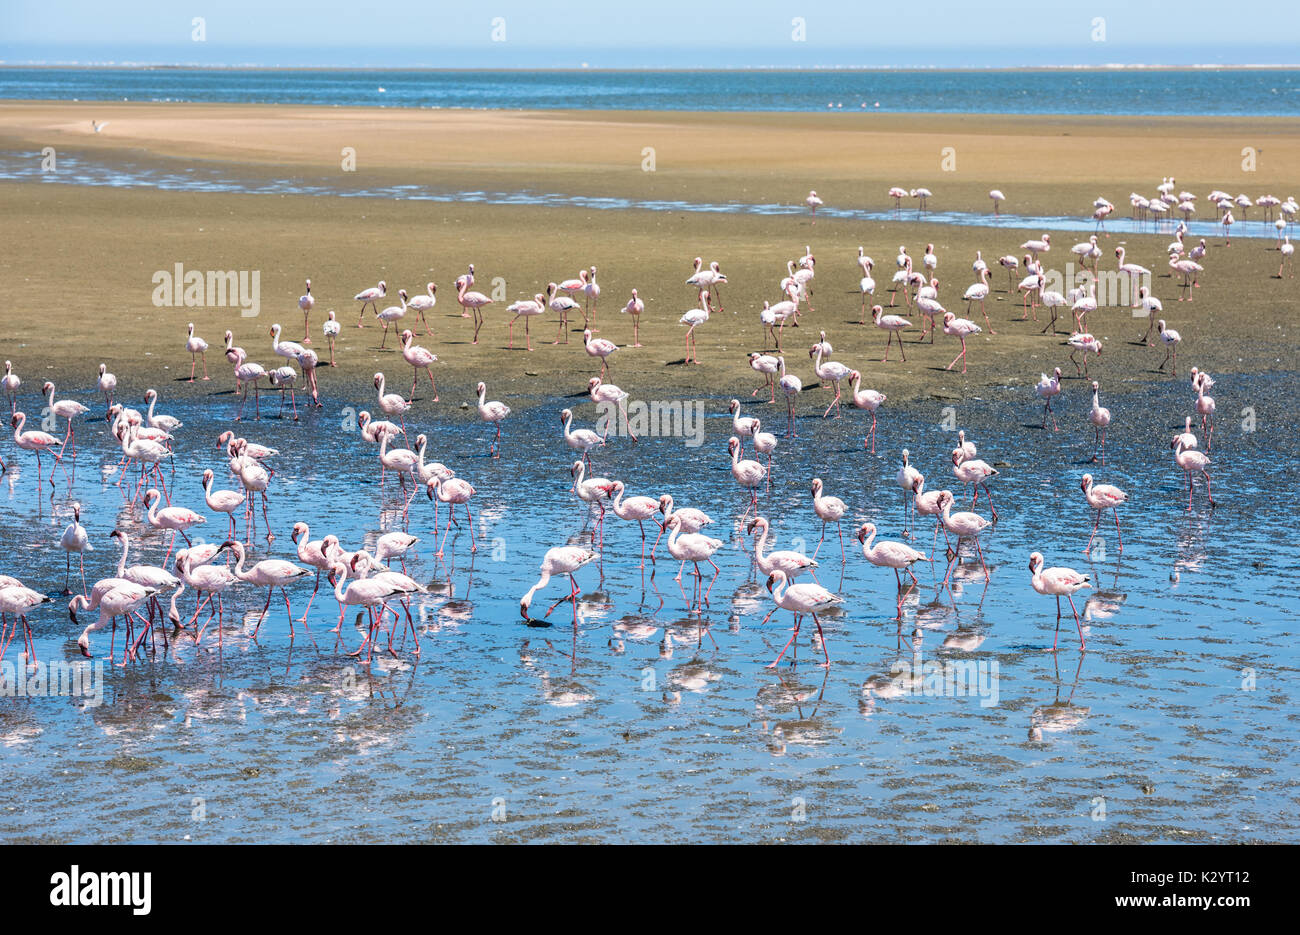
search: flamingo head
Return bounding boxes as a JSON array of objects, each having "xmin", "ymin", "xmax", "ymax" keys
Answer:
[
  {"xmin": 1029, "ymin": 552, "xmax": 1044, "ymax": 573},
  {"xmin": 373, "ymin": 373, "xmax": 384, "ymax": 389},
  {"xmin": 911, "ymin": 475, "xmax": 924, "ymax": 494},
  {"xmin": 657, "ymin": 494, "xmax": 671, "ymax": 515},
  {"xmin": 476, "ymin": 381, "xmax": 486, "ymax": 395},
  {"xmin": 144, "ymin": 388, "xmax": 156, "ymax": 401},
  {"xmin": 810, "ymin": 478, "xmax": 823, "ymax": 495},
  {"xmin": 42, "ymin": 381, "xmax": 54, "ymax": 395},
  {"xmin": 202, "ymin": 468, "xmax": 214, "ymax": 485},
  {"xmin": 587, "ymin": 377, "xmax": 601, "ymax": 390},
  {"xmin": 401, "ymin": 329, "xmax": 414, "ymax": 342},
  {"xmin": 291, "ymin": 522, "xmax": 308, "ymax": 543},
  {"xmin": 727, "ymin": 437, "xmax": 739, "ymax": 454},
  {"xmin": 1091, "ymin": 380, "xmax": 1099, "ymax": 390},
  {"xmin": 856, "ymin": 522, "xmax": 875, "ymax": 543},
  {"xmin": 560, "ymin": 408, "xmax": 573, "ymax": 423},
  {"xmin": 728, "ymin": 399, "xmax": 739, "ymax": 414},
  {"xmin": 1080, "ymin": 474, "xmax": 1093, "ymax": 493}
]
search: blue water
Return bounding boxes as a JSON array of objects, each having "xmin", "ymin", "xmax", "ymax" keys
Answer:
[
  {"xmin": 0, "ymin": 367, "xmax": 1296, "ymax": 843},
  {"xmin": 1, "ymin": 151, "xmax": 1290, "ymax": 241},
  {"xmin": 2, "ymin": 67, "xmax": 1299, "ymax": 116}
]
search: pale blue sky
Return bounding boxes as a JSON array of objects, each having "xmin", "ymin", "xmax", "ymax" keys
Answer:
[{"xmin": 2, "ymin": 0, "xmax": 1296, "ymax": 67}]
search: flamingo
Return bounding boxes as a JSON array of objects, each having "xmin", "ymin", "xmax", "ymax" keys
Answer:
[
  {"xmin": 457, "ymin": 278, "xmax": 493, "ymax": 344},
  {"xmin": 810, "ymin": 477, "xmax": 848, "ymax": 562},
  {"xmin": 911, "ymin": 188, "xmax": 932, "ymax": 212},
  {"xmin": 347, "ymin": 551, "xmax": 424, "ymax": 654},
  {"xmin": 1157, "ymin": 320, "xmax": 1182, "ymax": 375},
  {"xmin": 219, "ymin": 540, "xmax": 313, "ymax": 639},
  {"xmin": 59, "ymin": 503, "xmax": 93, "ymax": 595},
  {"xmin": 1035, "ymin": 367, "xmax": 1063, "ymax": 431},
  {"xmin": 519, "ymin": 546, "xmax": 600, "ymax": 622},
  {"xmin": 374, "ymin": 289, "xmax": 409, "ymax": 349},
  {"xmin": 202, "ymin": 468, "xmax": 245, "ymax": 538},
  {"xmin": 1113, "ymin": 247, "xmax": 1150, "ymax": 308},
  {"xmin": 325, "ymin": 560, "xmax": 400, "ymax": 659},
  {"xmin": 746, "ymin": 515, "xmax": 817, "ymax": 628},
  {"xmin": 952, "ymin": 448, "xmax": 1000, "ymax": 520},
  {"xmin": 1021, "ymin": 234, "xmax": 1051, "ymax": 260},
  {"xmin": 777, "ymin": 356, "xmax": 802, "ymax": 438},
  {"xmin": 942, "ymin": 312, "xmax": 981, "ymax": 374},
  {"xmin": 609, "ymin": 481, "xmax": 661, "ymax": 568},
  {"xmin": 1281, "ymin": 235, "xmax": 1294, "ymax": 278},
  {"xmin": 322, "ymin": 310, "xmax": 342, "ymax": 366},
  {"xmin": 1087, "ymin": 381, "xmax": 1111, "ymax": 464},
  {"xmin": 1169, "ymin": 256, "xmax": 1203, "ymax": 301},
  {"xmin": 180, "ymin": 322, "xmax": 211, "ymax": 381},
  {"xmin": 784, "ymin": 259, "xmax": 814, "ymax": 311},
  {"xmin": 1136, "ymin": 286, "xmax": 1164, "ymax": 345},
  {"xmin": 989, "ymin": 189, "xmax": 1005, "ymax": 215},
  {"xmin": 866, "ymin": 305, "xmax": 911, "ymax": 363},
  {"xmin": 294, "ymin": 278, "xmax": 315, "ymax": 342},
  {"xmin": 749, "ymin": 352, "xmax": 780, "ymax": 402},
  {"xmin": 728, "ymin": 399, "xmax": 759, "ymax": 452},
  {"xmin": 686, "ymin": 258, "xmax": 727, "ymax": 312},
  {"xmin": 506, "ymin": 293, "xmax": 546, "ymax": 351},
  {"xmin": 727, "ymin": 436, "xmax": 766, "ymax": 516},
  {"xmin": 143, "ymin": 388, "xmax": 182, "ymax": 434},
  {"xmin": 998, "ymin": 254, "xmax": 1020, "ymax": 291},
  {"xmin": 476, "ymin": 382, "xmax": 510, "ymax": 458},
  {"xmin": 354, "ymin": 280, "xmax": 386, "ymax": 326},
  {"xmin": 809, "ymin": 340, "xmax": 851, "ymax": 418},
  {"xmin": 235, "ymin": 453, "xmax": 274, "ymax": 541},
  {"xmin": 583, "ymin": 329, "xmax": 618, "ymax": 378},
  {"xmin": 665, "ymin": 515, "xmax": 725, "ymax": 616},
  {"xmin": 805, "ymin": 190, "xmax": 823, "ymax": 222},
  {"xmin": 910, "ymin": 475, "xmax": 952, "ymax": 560},
  {"xmin": 70, "ymin": 581, "xmax": 157, "ymax": 663},
  {"xmin": 399, "ymin": 330, "xmax": 439, "ymax": 402},
  {"xmin": 915, "ymin": 290, "xmax": 945, "ymax": 342},
  {"xmin": 406, "ymin": 282, "xmax": 437, "ymax": 335},
  {"xmin": 1080, "ymin": 474, "xmax": 1126, "ymax": 554},
  {"xmin": 678, "ymin": 292, "xmax": 710, "ymax": 364},
  {"xmin": 897, "ymin": 449, "xmax": 922, "ymax": 533},
  {"xmin": 764, "ymin": 570, "xmax": 842, "ymax": 668},
  {"xmin": 144, "ymin": 488, "xmax": 205, "ymax": 562},
  {"xmin": 752, "ymin": 421, "xmax": 778, "ymax": 482},
  {"xmin": 175, "ymin": 550, "xmax": 241, "ymax": 645},
  {"xmin": 1171, "ymin": 435, "xmax": 1213, "ymax": 510},
  {"xmin": 42, "ymin": 381, "xmax": 89, "ymax": 456},
  {"xmin": 1071, "ymin": 235, "xmax": 1101, "ymax": 271},
  {"xmin": 1017, "ymin": 271, "xmax": 1044, "ymax": 318},
  {"xmin": 963, "ymin": 266, "xmax": 994, "ymax": 333},
  {"xmin": 622, "ymin": 289, "xmax": 645, "ymax": 347},
  {"xmin": 290, "ymin": 524, "xmax": 335, "ymax": 622},
  {"xmin": 1028, "ymin": 552, "xmax": 1092, "ymax": 651},
  {"xmin": 856, "ymin": 522, "xmax": 928, "ymax": 612},
  {"xmin": 109, "ymin": 529, "xmax": 183, "ymax": 642},
  {"xmin": 1067, "ymin": 333, "xmax": 1102, "ymax": 377},
  {"xmin": 97, "ymin": 362, "xmax": 117, "ymax": 407},
  {"xmin": 1194, "ymin": 371, "xmax": 1216, "ymax": 450},
  {"xmin": 378, "ymin": 432, "xmax": 420, "ymax": 494},
  {"xmin": 588, "ymin": 377, "xmax": 636, "ymax": 442},
  {"xmin": 938, "ymin": 491, "xmax": 992, "ymax": 583},
  {"xmin": 233, "ymin": 359, "xmax": 267, "ymax": 420},
  {"xmin": 652, "ymin": 494, "xmax": 714, "ymax": 570},
  {"xmin": 11, "ymin": 411, "xmax": 62, "ymax": 487},
  {"xmin": 561, "ymin": 408, "xmax": 604, "ymax": 465},
  {"xmin": 888, "ymin": 186, "xmax": 909, "ymax": 213},
  {"xmin": 1, "ymin": 361, "xmax": 19, "ymax": 415},
  {"xmin": 373, "ymin": 372, "xmax": 412, "ymax": 438},
  {"xmin": 847, "ymin": 371, "xmax": 885, "ymax": 453},
  {"xmin": 547, "ymin": 282, "xmax": 582, "ymax": 344},
  {"xmin": 426, "ymin": 476, "xmax": 478, "ymax": 555},
  {"xmin": 582, "ymin": 266, "xmax": 601, "ymax": 328}
]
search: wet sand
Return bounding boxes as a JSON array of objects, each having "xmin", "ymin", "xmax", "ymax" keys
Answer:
[{"xmin": 0, "ymin": 102, "xmax": 1296, "ymax": 410}]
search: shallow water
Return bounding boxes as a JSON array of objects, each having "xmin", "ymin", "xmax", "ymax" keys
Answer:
[
  {"xmin": 0, "ymin": 371, "xmax": 1296, "ymax": 843},
  {"xmin": 3, "ymin": 67, "xmax": 1299, "ymax": 116},
  {"xmin": 0, "ymin": 151, "xmax": 1289, "ymax": 241}
]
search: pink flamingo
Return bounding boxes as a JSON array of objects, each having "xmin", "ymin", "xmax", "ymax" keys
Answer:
[
  {"xmin": 989, "ymin": 189, "xmax": 1005, "ymax": 214},
  {"xmin": 11, "ymin": 411, "xmax": 62, "ymax": 488},
  {"xmin": 59, "ymin": 504, "xmax": 93, "ymax": 595},
  {"xmin": 42, "ymin": 382, "xmax": 89, "ymax": 457},
  {"xmin": 399, "ymin": 330, "xmax": 439, "ymax": 402},
  {"xmin": 583, "ymin": 329, "xmax": 618, "ymax": 378},
  {"xmin": 622, "ymin": 289, "xmax": 645, "ymax": 347},
  {"xmin": 456, "ymin": 278, "xmax": 493, "ymax": 344},
  {"xmin": 728, "ymin": 436, "xmax": 766, "ymax": 516},
  {"xmin": 1081, "ymin": 474, "xmax": 1126, "ymax": 554},
  {"xmin": 609, "ymin": 481, "xmax": 661, "ymax": 568},
  {"xmin": 97, "ymin": 363, "xmax": 117, "ymax": 408},
  {"xmin": 871, "ymin": 305, "xmax": 910, "ymax": 362},
  {"xmin": 406, "ymin": 282, "xmax": 437, "ymax": 336},
  {"xmin": 185, "ymin": 322, "xmax": 210, "ymax": 380},
  {"xmin": 665, "ymin": 515, "xmax": 725, "ymax": 617},
  {"xmin": 1035, "ymin": 367, "xmax": 1063, "ymax": 431},
  {"xmin": 1157, "ymin": 320, "xmax": 1181, "ymax": 375},
  {"xmin": 856, "ymin": 522, "xmax": 929, "ymax": 615},
  {"xmin": 297, "ymin": 279, "xmax": 314, "ymax": 343},
  {"xmin": 1088, "ymin": 381, "xmax": 1111, "ymax": 464},
  {"xmin": 291, "ymin": 524, "xmax": 336, "ymax": 622},
  {"xmin": 652, "ymin": 495, "xmax": 714, "ymax": 570},
  {"xmin": 476, "ymin": 382, "xmax": 510, "ymax": 458},
  {"xmin": 144, "ymin": 488, "xmax": 205, "ymax": 564},
  {"xmin": 764, "ymin": 570, "xmax": 842, "ymax": 668},
  {"xmin": 778, "ymin": 356, "xmax": 802, "ymax": 438},
  {"xmin": 374, "ymin": 290, "xmax": 409, "ymax": 349},
  {"xmin": 70, "ymin": 582, "xmax": 156, "ymax": 664},
  {"xmin": 1068, "ymin": 333, "xmax": 1102, "ymax": 376},
  {"xmin": 1, "ymin": 361, "xmax": 19, "ymax": 415},
  {"xmin": 426, "ymin": 476, "xmax": 477, "ymax": 555},
  {"xmin": 561, "ymin": 408, "xmax": 604, "ymax": 465},
  {"xmin": 220, "ymin": 540, "xmax": 313, "ymax": 639},
  {"xmin": 805, "ymin": 190, "xmax": 823, "ymax": 222},
  {"xmin": 588, "ymin": 377, "xmax": 636, "ymax": 442},
  {"xmin": 547, "ymin": 282, "xmax": 582, "ymax": 344},
  {"xmin": 202, "ymin": 468, "xmax": 245, "ymax": 539},
  {"xmin": 749, "ymin": 352, "xmax": 780, "ymax": 402},
  {"xmin": 322, "ymin": 311, "xmax": 341, "ymax": 365},
  {"xmin": 176, "ymin": 551, "xmax": 241, "ymax": 647},
  {"xmin": 1171, "ymin": 435, "xmax": 1213, "ymax": 510},
  {"xmin": 897, "ymin": 449, "xmax": 922, "ymax": 534},
  {"xmin": 911, "ymin": 475, "xmax": 953, "ymax": 560},
  {"xmin": 506, "ymin": 293, "xmax": 546, "ymax": 351},
  {"xmin": 810, "ymin": 477, "xmax": 847, "ymax": 562},
  {"xmin": 810, "ymin": 340, "xmax": 852, "ymax": 418},
  {"xmin": 678, "ymin": 292, "xmax": 710, "ymax": 364},
  {"xmin": 951, "ymin": 449, "xmax": 1000, "ymax": 520},
  {"xmin": 1194, "ymin": 370, "xmax": 1216, "ymax": 449},
  {"xmin": 1028, "ymin": 552, "xmax": 1092, "ymax": 651},
  {"xmin": 942, "ymin": 312, "xmax": 982, "ymax": 374},
  {"xmin": 354, "ymin": 280, "xmax": 386, "ymax": 327},
  {"xmin": 728, "ymin": 399, "xmax": 759, "ymax": 452},
  {"xmin": 373, "ymin": 372, "xmax": 412, "ymax": 438},
  {"xmin": 520, "ymin": 545, "xmax": 600, "ymax": 623},
  {"xmin": 325, "ymin": 560, "xmax": 400, "ymax": 660},
  {"xmin": 938, "ymin": 491, "xmax": 992, "ymax": 583}
]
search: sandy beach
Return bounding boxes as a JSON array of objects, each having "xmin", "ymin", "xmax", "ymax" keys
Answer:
[{"xmin": 1, "ymin": 101, "xmax": 1296, "ymax": 406}]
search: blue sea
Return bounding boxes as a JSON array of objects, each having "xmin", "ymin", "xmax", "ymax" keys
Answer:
[{"xmin": 1, "ymin": 66, "xmax": 1298, "ymax": 116}]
